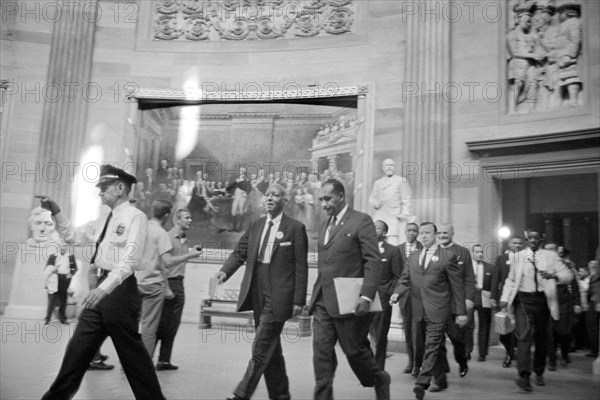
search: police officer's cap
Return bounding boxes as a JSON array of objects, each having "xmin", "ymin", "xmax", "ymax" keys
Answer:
[{"xmin": 96, "ymin": 164, "xmax": 138, "ymax": 187}]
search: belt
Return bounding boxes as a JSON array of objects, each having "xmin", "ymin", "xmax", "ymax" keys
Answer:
[
  {"xmin": 168, "ymin": 276, "xmax": 184, "ymax": 280},
  {"xmin": 518, "ymin": 291, "xmax": 545, "ymax": 297}
]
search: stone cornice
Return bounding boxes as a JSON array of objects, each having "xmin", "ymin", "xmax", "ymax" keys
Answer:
[
  {"xmin": 466, "ymin": 128, "xmax": 600, "ymax": 155},
  {"xmin": 131, "ymin": 85, "xmax": 366, "ymax": 103}
]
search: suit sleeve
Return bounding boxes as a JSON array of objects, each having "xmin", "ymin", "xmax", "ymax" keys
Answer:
[
  {"xmin": 388, "ymin": 246, "xmax": 403, "ymax": 296},
  {"xmin": 293, "ymin": 223, "xmax": 309, "ymax": 306},
  {"xmin": 462, "ymin": 247, "xmax": 476, "ymax": 302},
  {"xmin": 447, "ymin": 255, "xmax": 466, "ymax": 316},
  {"xmin": 500, "ymin": 253, "xmax": 517, "ymax": 303},
  {"xmin": 394, "ymin": 259, "xmax": 410, "ymax": 299},
  {"xmin": 220, "ymin": 223, "xmax": 250, "ymax": 281},
  {"xmin": 491, "ymin": 256, "xmax": 504, "ymax": 301},
  {"xmin": 358, "ymin": 214, "xmax": 382, "ymax": 301}
]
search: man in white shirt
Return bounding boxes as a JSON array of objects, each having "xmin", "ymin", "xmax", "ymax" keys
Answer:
[{"xmin": 500, "ymin": 228, "xmax": 572, "ymax": 392}]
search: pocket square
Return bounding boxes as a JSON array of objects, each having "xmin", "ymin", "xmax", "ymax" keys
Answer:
[{"xmin": 279, "ymin": 242, "xmax": 292, "ymax": 246}]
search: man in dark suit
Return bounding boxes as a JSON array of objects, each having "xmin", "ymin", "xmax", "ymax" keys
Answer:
[
  {"xmin": 391, "ymin": 222, "xmax": 467, "ymax": 400},
  {"xmin": 469, "ymin": 244, "xmax": 494, "ymax": 361},
  {"xmin": 398, "ymin": 222, "xmax": 423, "ymax": 376},
  {"xmin": 369, "ymin": 220, "xmax": 403, "ymax": 370},
  {"xmin": 490, "ymin": 236, "xmax": 524, "ymax": 367},
  {"xmin": 309, "ymin": 179, "xmax": 390, "ymax": 400},
  {"xmin": 437, "ymin": 223, "xmax": 475, "ymax": 379},
  {"xmin": 216, "ymin": 183, "xmax": 309, "ymax": 400}
]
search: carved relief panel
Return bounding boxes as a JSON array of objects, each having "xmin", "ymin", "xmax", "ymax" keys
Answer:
[
  {"xmin": 506, "ymin": 0, "xmax": 584, "ymax": 114},
  {"xmin": 152, "ymin": 0, "xmax": 356, "ymax": 42}
]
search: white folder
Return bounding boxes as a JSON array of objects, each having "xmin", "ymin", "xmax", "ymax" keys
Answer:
[{"xmin": 333, "ymin": 277, "xmax": 383, "ymax": 315}]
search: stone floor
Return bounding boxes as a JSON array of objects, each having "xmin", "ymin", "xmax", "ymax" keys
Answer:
[{"xmin": 1, "ymin": 317, "xmax": 599, "ymax": 400}]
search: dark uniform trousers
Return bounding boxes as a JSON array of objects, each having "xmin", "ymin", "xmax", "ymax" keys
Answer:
[
  {"xmin": 312, "ymin": 295, "xmax": 383, "ymax": 400},
  {"xmin": 234, "ymin": 263, "xmax": 290, "ymax": 400},
  {"xmin": 45, "ymin": 274, "xmax": 71, "ymax": 322},
  {"xmin": 157, "ymin": 277, "xmax": 185, "ymax": 363},
  {"xmin": 41, "ymin": 275, "xmax": 165, "ymax": 400},
  {"xmin": 515, "ymin": 292, "xmax": 549, "ymax": 377}
]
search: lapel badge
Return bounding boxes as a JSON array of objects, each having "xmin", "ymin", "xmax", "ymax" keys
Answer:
[
  {"xmin": 379, "ymin": 247, "xmax": 385, "ymax": 254},
  {"xmin": 275, "ymin": 231, "xmax": 284, "ymax": 240},
  {"xmin": 115, "ymin": 224, "xmax": 125, "ymax": 236},
  {"xmin": 431, "ymin": 255, "xmax": 439, "ymax": 262}
]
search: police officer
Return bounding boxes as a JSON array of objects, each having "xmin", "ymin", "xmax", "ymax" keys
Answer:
[{"xmin": 40, "ymin": 164, "xmax": 166, "ymax": 400}]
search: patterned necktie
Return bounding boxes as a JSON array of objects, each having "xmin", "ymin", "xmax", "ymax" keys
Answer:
[
  {"xmin": 258, "ymin": 221, "xmax": 273, "ymax": 262},
  {"xmin": 326, "ymin": 216, "xmax": 337, "ymax": 244},
  {"xmin": 90, "ymin": 212, "xmax": 113, "ymax": 266}
]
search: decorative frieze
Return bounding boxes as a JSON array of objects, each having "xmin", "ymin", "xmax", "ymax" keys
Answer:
[
  {"xmin": 506, "ymin": 0, "xmax": 584, "ymax": 113},
  {"xmin": 152, "ymin": 0, "xmax": 356, "ymax": 41}
]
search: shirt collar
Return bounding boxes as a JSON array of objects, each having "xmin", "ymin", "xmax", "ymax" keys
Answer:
[
  {"xmin": 439, "ymin": 242, "xmax": 454, "ymax": 249},
  {"xmin": 267, "ymin": 212, "xmax": 283, "ymax": 225},
  {"xmin": 334, "ymin": 204, "xmax": 348, "ymax": 222},
  {"xmin": 111, "ymin": 200, "xmax": 131, "ymax": 216}
]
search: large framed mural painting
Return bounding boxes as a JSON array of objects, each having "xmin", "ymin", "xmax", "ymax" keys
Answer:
[{"xmin": 130, "ymin": 86, "xmax": 374, "ymax": 255}]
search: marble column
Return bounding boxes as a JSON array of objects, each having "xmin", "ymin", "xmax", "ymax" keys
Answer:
[
  {"xmin": 402, "ymin": 0, "xmax": 451, "ymax": 223},
  {"xmin": 34, "ymin": 0, "xmax": 98, "ymax": 208}
]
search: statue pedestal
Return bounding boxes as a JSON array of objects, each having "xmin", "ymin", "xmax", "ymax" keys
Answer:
[{"xmin": 3, "ymin": 242, "xmax": 53, "ymax": 320}]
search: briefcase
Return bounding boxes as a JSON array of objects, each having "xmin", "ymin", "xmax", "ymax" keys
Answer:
[{"xmin": 494, "ymin": 311, "xmax": 515, "ymax": 335}]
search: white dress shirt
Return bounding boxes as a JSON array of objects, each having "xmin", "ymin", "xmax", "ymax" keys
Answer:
[{"xmin": 258, "ymin": 212, "xmax": 283, "ymax": 264}]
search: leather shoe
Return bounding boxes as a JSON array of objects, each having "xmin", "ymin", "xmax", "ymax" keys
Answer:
[
  {"xmin": 535, "ymin": 375, "xmax": 545, "ymax": 386},
  {"xmin": 548, "ymin": 360, "xmax": 556, "ymax": 371},
  {"xmin": 502, "ymin": 355, "xmax": 512, "ymax": 368},
  {"xmin": 515, "ymin": 377, "xmax": 532, "ymax": 392},
  {"xmin": 411, "ymin": 367, "xmax": 420, "ymax": 378},
  {"xmin": 88, "ymin": 361, "xmax": 114, "ymax": 371},
  {"xmin": 403, "ymin": 365, "xmax": 413, "ymax": 374},
  {"xmin": 156, "ymin": 362, "xmax": 179, "ymax": 371},
  {"xmin": 478, "ymin": 355, "xmax": 486, "ymax": 362},
  {"xmin": 225, "ymin": 396, "xmax": 245, "ymax": 400},
  {"xmin": 374, "ymin": 371, "xmax": 390, "ymax": 400},
  {"xmin": 413, "ymin": 384, "xmax": 425, "ymax": 400},
  {"xmin": 458, "ymin": 363, "xmax": 468, "ymax": 377},
  {"xmin": 428, "ymin": 379, "xmax": 448, "ymax": 392},
  {"xmin": 98, "ymin": 353, "xmax": 108, "ymax": 362}
]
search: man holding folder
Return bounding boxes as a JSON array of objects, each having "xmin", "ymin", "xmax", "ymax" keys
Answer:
[{"xmin": 308, "ymin": 179, "xmax": 390, "ymax": 400}]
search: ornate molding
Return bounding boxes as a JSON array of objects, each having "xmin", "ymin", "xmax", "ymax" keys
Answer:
[
  {"xmin": 152, "ymin": 0, "xmax": 356, "ymax": 42},
  {"xmin": 131, "ymin": 85, "xmax": 364, "ymax": 102},
  {"xmin": 466, "ymin": 128, "xmax": 599, "ymax": 154},
  {"xmin": 482, "ymin": 155, "xmax": 600, "ymax": 178}
]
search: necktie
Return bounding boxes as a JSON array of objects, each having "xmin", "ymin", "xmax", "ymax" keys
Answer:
[
  {"xmin": 531, "ymin": 254, "xmax": 540, "ymax": 292},
  {"xmin": 91, "ymin": 211, "xmax": 113, "ymax": 266},
  {"xmin": 258, "ymin": 221, "xmax": 273, "ymax": 262},
  {"xmin": 420, "ymin": 248, "xmax": 428, "ymax": 267},
  {"xmin": 326, "ymin": 216, "xmax": 337, "ymax": 244}
]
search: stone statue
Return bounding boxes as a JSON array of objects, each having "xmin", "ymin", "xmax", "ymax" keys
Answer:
[
  {"xmin": 368, "ymin": 159, "xmax": 415, "ymax": 245},
  {"xmin": 507, "ymin": 6, "xmax": 545, "ymax": 113},
  {"xmin": 4, "ymin": 206, "xmax": 63, "ymax": 319},
  {"xmin": 555, "ymin": 2, "xmax": 582, "ymax": 107}
]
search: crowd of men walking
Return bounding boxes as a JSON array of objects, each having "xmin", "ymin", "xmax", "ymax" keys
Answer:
[{"xmin": 36, "ymin": 163, "xmax": 599, "ymax": 400}]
